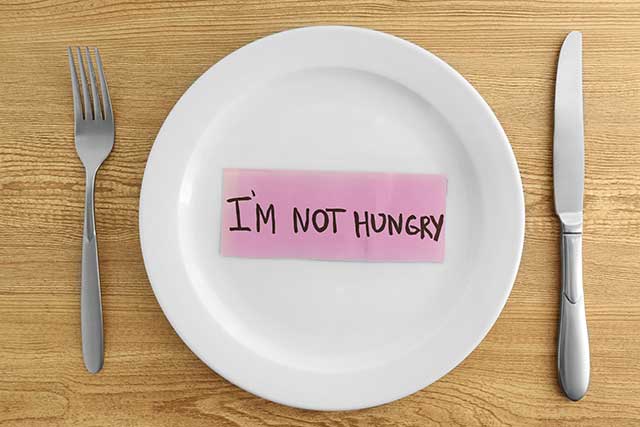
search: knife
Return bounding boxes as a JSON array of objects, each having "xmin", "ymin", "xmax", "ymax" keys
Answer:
[{"xmin": 554, "ymin": 31, "xmax": 589, "ymax": 401}]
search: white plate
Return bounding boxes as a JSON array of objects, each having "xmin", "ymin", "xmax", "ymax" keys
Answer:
[{"xmin": 140, "ymin": 26, "xmax": 524, "ymax": 410}]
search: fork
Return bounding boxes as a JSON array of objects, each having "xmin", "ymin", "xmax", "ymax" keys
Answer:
[{"xmin": 68, "ymin": 47, "xmax": 114, "ymax": 373}]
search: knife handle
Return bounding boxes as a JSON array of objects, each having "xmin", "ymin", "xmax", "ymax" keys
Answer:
[{"xmin": 558, "ymin": 231, "xmax": 590, "ymax": 400}]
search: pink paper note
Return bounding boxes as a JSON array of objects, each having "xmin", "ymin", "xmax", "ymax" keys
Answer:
[{"xmin": 221, "ymin": 168, "xmax": 447, "ymax": 262}]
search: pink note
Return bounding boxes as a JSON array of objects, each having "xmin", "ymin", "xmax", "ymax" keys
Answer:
[{"xmin": 221, "ymin": 168, "xmax": 447, "ymax": 262}]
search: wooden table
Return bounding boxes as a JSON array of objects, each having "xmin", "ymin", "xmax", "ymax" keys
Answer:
[{"xmin": 1, "ymin": 1, "xmax": 639, "ymax": 425}]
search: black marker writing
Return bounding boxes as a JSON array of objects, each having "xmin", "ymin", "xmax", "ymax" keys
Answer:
[
  {"xmin": 293, "ymin": 207, "xmax": 309, "ymax": 233},
  {"xmin": 371, "ymin": 213, "xmax": 387, "ymax": 233},
  {"xmin": 226, "ymin": 193, "xmax": 444, "ymax": 242},
  {"xmin": 353, "ymin": 211, "xmax": 444, "ymax": 240},
  {"xmin": 226, "ymin": 195, "xmax": 252, "ymax": 232},
  {"xmin": 256, "ymin": 203, "xmax": 276, "ymax": 234},
  {"xmin": 293, "ymin": 207, "xmax": 346, "ymax": 234},
  {"xmin": 431, "ymin": 214, "xmax": 444, "ymax": 242},
  {"xmin": 405, "ymin": 215, "xmax": 419, "ymax": 236},
  {"xmin": 388, "ymin": 213, "xmax": 403, "ymax": 236},
  {"xmin": 353, "ymin": 211, "xmax": 370, "ymax": 238},
  {"xmin": 325, "ymin": 208, "xmax": 346, "ymax": 233}
]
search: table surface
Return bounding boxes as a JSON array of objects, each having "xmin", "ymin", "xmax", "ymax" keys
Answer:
[{"xmin": 1, "ymin": 1, "xmax": 639, "ymax": 425}]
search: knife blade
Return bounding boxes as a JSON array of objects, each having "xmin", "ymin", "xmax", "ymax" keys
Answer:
[
  {"xmin": 554, "ymin": 31, "xmax": 584, "ymax": 225},
  {"xmin": 553, "ymin": 31, "xmax": 590, "ymax": 401}
]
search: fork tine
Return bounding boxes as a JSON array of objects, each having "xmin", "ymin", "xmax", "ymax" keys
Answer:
[
  {"xmin": 94, "ymin": 48, "xmax": 112, "ymax": 121},
  {"xmin": 67, "ymin": 48, "xmax": 82, "ymax": 122},
  {"xmin": 76, "ymin": 47, "xmax": 92, "ymax": 120},
  {"xmin": 85, "ymin": 48, "xmax": 102, "ymax": 120}
]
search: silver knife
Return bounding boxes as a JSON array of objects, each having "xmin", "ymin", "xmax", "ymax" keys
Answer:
[{"xmin": 554, "ymin": 31, "xmax": 589, "ymax": 401}]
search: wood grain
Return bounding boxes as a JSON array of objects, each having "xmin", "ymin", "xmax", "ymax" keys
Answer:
[{"xmin": 1, "ymin": 0, "xmax": 639, "ymax": 425}]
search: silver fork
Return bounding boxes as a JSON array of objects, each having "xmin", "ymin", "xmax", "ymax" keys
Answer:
[{"xmin": 68, "ymin": 47, "xmax": 114, "ymax": 373}]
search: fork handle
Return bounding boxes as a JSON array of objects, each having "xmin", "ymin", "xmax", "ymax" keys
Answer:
[{"xmin": 81, "ymin": 171, "xmax": 104, "ymax": 373}]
